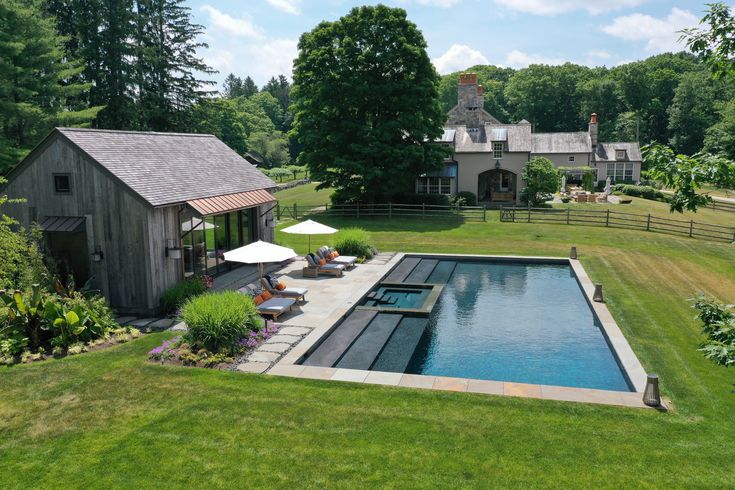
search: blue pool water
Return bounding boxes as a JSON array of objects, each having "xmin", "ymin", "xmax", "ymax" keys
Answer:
[
  {"xmin": 363, "ymin": 286, "xmax": 430, "ymax": 309},
  {"xmin": 401, "ymin": 261, "xmax": 631, "ymax": 391}
]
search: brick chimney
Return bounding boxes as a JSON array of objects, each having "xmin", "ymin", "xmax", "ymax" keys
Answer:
[
  {"xmin": 589, "ymin": 113, "xmax": 598, "ymax": 148},
  {"xmin": 456, "ymin": 73, "xmax": 482, "ymax": 128},
  {"xmin": 459, "ymin": 73, "xmax": 478, "ymax": 85}
]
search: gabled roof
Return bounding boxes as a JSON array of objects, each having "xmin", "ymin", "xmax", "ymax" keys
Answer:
[
  {"xmin": 55, "ymin": 128, "xmax": 276, "ymax": 207},
  {"xmin": 594, "ymin": 142, "xmax": 642, "ymax": 162},
  {"xmin": 532, "ymin": 132, "xmax": 591, "ymax": 154}
]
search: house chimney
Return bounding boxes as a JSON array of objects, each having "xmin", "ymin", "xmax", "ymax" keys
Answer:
[
  {"xmin": 459, "ymin": 73, "xmax": 478, "ymax": 85},
  {"xmin": 456, "ymin": 73, "xmax": 482, "ymax": 128},
  {"xmin": 589, "ymin": 113, "xmax": 598, "ymax": 148}
]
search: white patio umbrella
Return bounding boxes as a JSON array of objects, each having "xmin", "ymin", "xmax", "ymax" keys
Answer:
[
  {"xmin": 223, "ymin": 240, "xmax": 297, "ymax": 282},
  {"xmin": 280, "ymin": 219, "xmax": 338, "ymax": 253},
  {"xmin": 181, "ymin": 217, "xmax": 215, "ymax": 233}
]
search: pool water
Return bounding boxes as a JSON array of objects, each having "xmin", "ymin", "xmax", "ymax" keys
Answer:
[
  {"xmin": 363, "ymin": 286, "xmax": 430, "ymax": 309},
  {"xmin": 400, "ymin": 261, "xmax": 631, "ymax": 391}
]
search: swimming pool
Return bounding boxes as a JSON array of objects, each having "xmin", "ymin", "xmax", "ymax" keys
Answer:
[{"xmin": 302, "ymin": 256, "xmax": 634, "ymax": 392}]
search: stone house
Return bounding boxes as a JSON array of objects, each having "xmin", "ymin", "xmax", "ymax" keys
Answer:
[{"xmin": 417, "ymin": 73, "xmax": 642, "ymax": 203}]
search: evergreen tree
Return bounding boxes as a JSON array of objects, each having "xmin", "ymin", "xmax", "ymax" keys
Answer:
[
  {"xmin": 222, "ymin": 74, "xmax": 243, "ymax": 98},
  {"xmin": 0, "ymin": 0, "xmax": 99, "ymax": 172},
  {"xmin": 263, "ymin": 75, "xmax": 290, "ymax": 112},
  {"xmin": 135, "ymin": 0, "xmax": 216, "ymax": 131},
  {"xmin": 242, "ymin": 76, "xmax": 258, "ymax": 98}
]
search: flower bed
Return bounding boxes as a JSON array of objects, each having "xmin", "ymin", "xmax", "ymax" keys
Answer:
[{"xmin": 148, "ymin": 321, "xmax": 281, "ymax": 369}]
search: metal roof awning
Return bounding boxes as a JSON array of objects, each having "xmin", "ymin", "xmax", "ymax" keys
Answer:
[
  {"xmin": 39, "ymin": 216, "xmax": 86, "ymax": 232},
  {"xmin": 187, "ymin": 189, "xmax": 276, "ymax": 216}
]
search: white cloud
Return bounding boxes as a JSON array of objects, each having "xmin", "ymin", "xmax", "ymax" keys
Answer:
[
  {"xmin": 200, "ymin": 5, "xmax": 263, "ymax": 38},
  {"xmin": 494, "ymin": 0, "xmax": 646, "ymax": 16},
  {"xmin": 266, "ymin": 0, "xmax": 301, "ymax": 15},
  {"xmin": 414, "ymin": 0, "xmax": 461, "ymax": 7},
  {"xmin": 602, "ymin": 8, "xmax": 698, "ymax": 53},
  {"xmin": 244, "ymin": 38, "xmax": 299, "ymax": 82},
  {"xmin": 433, "ymin": 44, "xmax": 489, "ymax": 74},
  {"xmin": 504, "ymin": 49, "xmax": 566, "ymax": 68},
  {"xmin": 587, "ymin": 50, "xmax": 611, "ymax": 59}
]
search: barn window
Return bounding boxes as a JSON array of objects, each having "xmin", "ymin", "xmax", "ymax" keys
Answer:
[{"xmin": 54, "ymin": 174, "xmax": 71, "ymax": 194}]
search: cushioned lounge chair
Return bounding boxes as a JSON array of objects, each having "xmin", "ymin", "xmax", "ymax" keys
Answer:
[
  {"xmin": 304, "ymin": 254, "xmax": 344, "ymax": 277},
  {"xmin": 238, "ymin": 285, "xmax": 297, "ymax": 320},
  {"xmin": 317, "ymin": 246, "xmax": 357, "ymax": 268},
  {"xmin": 261, "ymin": 275, "xmax": 308, "ymax": 303}
]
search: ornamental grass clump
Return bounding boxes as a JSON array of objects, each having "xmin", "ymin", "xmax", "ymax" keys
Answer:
[
  {"xmin": 333, "ymin": 227, "xmax": 377, "ymax": 260},
  {"xmin": 160, "ymin": 276, "xmax": 210, "ymax": 314},
  {"xmin": 181, "ymin": 291, "xmax": 262, "ymax": 354}
]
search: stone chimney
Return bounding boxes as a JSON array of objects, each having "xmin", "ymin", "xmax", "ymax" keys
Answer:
[
  {"xmin": 456, "ymin": 73, "xmax": 483, "ymax": 128},
  {"xmin": 589, "ymin": 113, "xmax": 598, "ymax": 149}
]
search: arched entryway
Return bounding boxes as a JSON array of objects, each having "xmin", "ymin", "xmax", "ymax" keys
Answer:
[{"xmin": 478, "ymin": 169, "xmax": 517, "ymax": 202}]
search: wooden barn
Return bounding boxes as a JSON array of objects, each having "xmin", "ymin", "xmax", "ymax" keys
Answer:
[{"xmin": 2, "ymin": 128, "xmax": 278, "ymax": 314}]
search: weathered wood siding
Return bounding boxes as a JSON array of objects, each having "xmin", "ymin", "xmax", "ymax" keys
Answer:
[{"xmin": 2, "ymin": 134, "xmax": 177, "ymax": 314}]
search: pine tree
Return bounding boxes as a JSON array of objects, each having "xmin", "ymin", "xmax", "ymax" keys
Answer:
[
  {"xmin": 242, "ymin": 76, "xmax": 258, "ymax": 98},
  {"xmin": 222, "ymin": 74, "xmax": 243, "ymax": 98},
  {"xmin": 135, "ymin": 0, "xmax": 216, "ymax": 131},
  {"xmin": 263, "ymin": 75, "xmax": 290, "ymax": 111},
  {"xmin": 0, "ymin": 0, "xmax": 99, "ymax": 172}
]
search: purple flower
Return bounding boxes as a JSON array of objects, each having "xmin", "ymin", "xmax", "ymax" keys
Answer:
[{"xmin": 149, "ymin": 346, "xmax": 164, "ymax": 355}]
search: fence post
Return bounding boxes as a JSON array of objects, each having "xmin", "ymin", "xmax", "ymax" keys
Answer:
[
  {"xmin": 276, "ymin": 203, "xmax": 281, "ymax": 220},
  {"xmin": 422, "ymin": 203, "xmax": 425, "ymax": 219},
  {"xmin": 606, "ymin": 209, "xmax": 610, "ymax": 227},
  {"xmin": 388, "ymin": 202, "xmax": 392, "ymax": 220},
  {"xmin": 527, "ymin": 206, "xmax": 531, "ymax": 223},
  {"xmin": 689, "ymin": 220, "xmax": 694, "ymax": 238},
  {"xmin": 483, "ymin": 205, "xmax": 487, "ymax": 222},
  {"xmin": 732, "ymin": 227, "xmax": 735, "ymax": 242},
  {"xmin": 566, "ymin": 207, "xmax": 570, "ymax": 225},
  {"xmin": 646, "ymin": 214, "xmax": 651, "ymax": 231},
  {"xmin": 456, "ymin": 203, "xmax": 461, "ymax": 222}
]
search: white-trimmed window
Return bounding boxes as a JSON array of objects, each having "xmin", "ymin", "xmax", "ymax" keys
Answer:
[
  {"xmin": 416, "ymin": 177, "xmax": 453, "ymax": 195},
  {"xmin": 615, "ymin": 149, "xmax": 626, "ymax": 160},
  {"xmin": 606, "ymin": 163, "xmax": 634, "ymax": 182},
  {"xmin": 568, "ymin": 155, "xmax": 575, "ymax": 163},
  {"xmin": 493, "ymin": 142, "xmax": 504, "ymax": 159}
]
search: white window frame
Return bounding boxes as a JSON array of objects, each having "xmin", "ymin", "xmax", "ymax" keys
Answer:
[
  {"xmin": 606, "ymin": 162, "xmax": 634, "ymax": 182},
  {"xmin": 615, "ymin": 150, "xmax": 626, "ymax": 160},
  {"xmin": 568, "ymin": 155, "xmax": 575, "ymax": 163},
  {"xmin": 493, "ymin": 142, "xmax": 504, "ymax": 159},
  {"xmin": 416, "ymin": 176, "xmax": 454, "ymax": 195}
]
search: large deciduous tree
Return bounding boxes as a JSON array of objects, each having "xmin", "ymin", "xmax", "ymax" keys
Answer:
[
  {"xmin": 520, "ymin": 157, "xmax": 560, "ymax": 206},
  {"xmin": 683, "ymin": 2, "xmax": 735, "ymax": 80},
  {"xmin": 291, "ymin": 5, "xmax": 447, "ymax": 203}
]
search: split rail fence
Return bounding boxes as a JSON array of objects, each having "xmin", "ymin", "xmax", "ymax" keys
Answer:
[
  {"xmin": 500, "ymin": 207, "xmax": 735, "ymax": 244},
  {"xmin": 276, "ymin": 202, "xmax": 487, "ymax": 222}
]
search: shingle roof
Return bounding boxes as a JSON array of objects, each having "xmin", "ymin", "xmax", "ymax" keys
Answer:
[
  {"xmin": 437, "ymin": 129, "xmax": 456, "ymax": 143},
  {"xmin": 57, "ymin": 128, "xmax": 276, "ymax": 207},
  {"xmin": 594, "ymin": 142, "xmax": 642, "ymax": 162},
  {"xmin": 532, "ymin": 132, "xmax": 591, "ymax": 153}
]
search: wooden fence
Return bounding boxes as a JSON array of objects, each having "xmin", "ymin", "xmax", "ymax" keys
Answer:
[
  {"xmin": 705, "ymin": 199, "xmax": 735, "ymax": 214},
  {"xmin": 500, "ymin": 207, "xmax": 735, "ymax": 243},
  {"xmin": 276, "ymin": 202, "xmax": 487, "ymax": 222}
]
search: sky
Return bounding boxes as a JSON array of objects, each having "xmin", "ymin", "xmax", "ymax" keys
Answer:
[{"xmin": 186, "ymin": 0, "xmax": 718, "ymax": 88}]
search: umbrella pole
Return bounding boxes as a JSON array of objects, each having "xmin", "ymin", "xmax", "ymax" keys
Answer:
[
  {"xmin": 308, "ymin": 235, "xmax": 311, "ymax": 253},
  {"xmin": 259, "ymin": 262, "xmax": 263, "ymax": 284}
]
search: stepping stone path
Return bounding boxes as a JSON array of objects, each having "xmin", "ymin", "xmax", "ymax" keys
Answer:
[{"xmin": 235, "ymin": 325, "xmax": 314, "ymax": 374}]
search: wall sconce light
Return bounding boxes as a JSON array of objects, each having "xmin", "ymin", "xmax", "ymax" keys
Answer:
[
  {"xmin": 165, "ymin": 239, "xmax": 182, "ymax": 260},
  {"xmin": 265, "ymin": 218, "xmax": 274, "ymax": 228},
  {"xmin": 91, "ymin": 246, "xmax": 104, "ymax": 262},
  {"xmin": 495, "ymin": 159, "xmax": 501, "ymax": 170}
]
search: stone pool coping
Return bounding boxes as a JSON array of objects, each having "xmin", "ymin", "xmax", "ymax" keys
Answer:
[{"xmin": 269, "ymin": 252, "xmax": 650, "ymax": 409}]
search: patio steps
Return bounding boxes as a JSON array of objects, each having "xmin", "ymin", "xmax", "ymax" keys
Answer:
[
  {"xmin": 405, "ymin": 259, "xmax": 439, "ymax": 283},
  {"xmin": 371, "ymin": 317, "xmax": 429, "ymax": 373},
  {"xmin": 384, "ymin": 257, "xmax": 421, "ymax": 282},
  {"xmin": 426, "ymin": 260, "xmax": 457, "ymax": 284},
  {"xmin": 335, "ymin": 313, "xmax": 403, "ymax": 370},
  {"xmin": 302, "ymin": 309, "xmax": 378, "ymax": 367}
]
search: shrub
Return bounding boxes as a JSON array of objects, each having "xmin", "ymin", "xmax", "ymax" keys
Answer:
[
  {"xmin": 181, "ymin": 291, "xmax": 262, "ymax": 354},
  {"xmin": 453, "ymin": 191, "xmax": 477, "ymax": 206},
  {"xmin": 693, "ymin": 294, "xmax": 735, "ymax": 367},
  {"xmin": 611, "ymin": 184, "xmax": 666, "ymax": 201},
  {"xmin": 160, "ymin": 276, "xmax": 209, "ymax": 314},
  {"xmin": 521, "ymin": 157, "xmax": 560, "ymax": 206},
  {"xmin": 392, "ymin": 193, "xmax": 450, "ymax": 206},
  {"xmin": 333, "ymin": 228, "xmax": 377, "ymax": 259}
]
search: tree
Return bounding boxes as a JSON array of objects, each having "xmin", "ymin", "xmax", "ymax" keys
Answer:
[
  {"xmin": 577, "ymin": 75, "xmax": 623, "ymax": 141},
  {"xmin": 222, "ymin": 74, "xmax": 243, "ymax": 98},
  {"xmin": 704, "ymin": 99, "xmax": 735, "ymax": 159},
  {"xmin": 643, "ymin": 143, "xmax": 735, "ymax": 212},
  {"xmin": 682, "ymin": 2, "xmax": 735, "ymax": 80},
  {"xmin": 520, "ymin": 157, "xmax": 560, "ymax": 206},
  {"xmin": 291, "ymin": 5, "xmax": 447, "ymax": 203},
  {"xmin": 189, "ymin": 99, "xmax": 247, "ymax": 155},
  {"xmin": 667, "ymin": 71, "xmax": 720, "ymax": 155},
  {"xmin": 247, "ymin": 131, "xmax": 290, "ymax": 168},
  {"xmin": 0, "ymin": 0, "xmax": 100, "ymax": 172},
  {"xmin": 249, "ymin": 92, "xmax": 285, "ymax": 130},
  {"xmin": 135, "ymin": 0, "xmax": 216, "ymax": 131},
  {"xmin": 263, "ymin": 75, "xmax": 290, "ymax": 112}
]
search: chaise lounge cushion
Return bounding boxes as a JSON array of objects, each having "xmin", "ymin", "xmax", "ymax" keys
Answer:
[{"xmin": 258, "ymin": 297, "xmax": 295, "ymax": 313}]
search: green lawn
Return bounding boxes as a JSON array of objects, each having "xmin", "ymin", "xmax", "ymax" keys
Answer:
[
  {"xmin": 2, "ymin": 210, "xmax": 735, "ymax": 487},
  {"xmin": 274, "ymin": 181, "xmax": 335, "ymax": 209}
]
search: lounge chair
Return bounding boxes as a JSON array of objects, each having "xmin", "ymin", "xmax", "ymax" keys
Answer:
[
  {"xmin": 261, "ymin": 274, "xmax": 308, "ymax": 303},
  {"xmin": 237, "ymin": 285, "xmax": 297, "ymax": 320},
  {"xmin": 304, "ymin": 253, "xmax": 345, "ymax": 277},
  {"xmin": 317, "ymin": 246, "xmax": 357, "ymax": 268}
]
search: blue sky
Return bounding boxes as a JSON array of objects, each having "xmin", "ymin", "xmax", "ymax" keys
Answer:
[{"xmin": 186, "ymin": 0, "xmax": 715, "ymax": 88}]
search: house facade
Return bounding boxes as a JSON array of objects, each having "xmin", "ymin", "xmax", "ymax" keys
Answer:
[
  {"xmin": 2, "ymin": 128, "xmax": 277, "ymax": 314},
  {"xmin": 417, "ymin": 73, "xmax": 642, "ymax": 203}
]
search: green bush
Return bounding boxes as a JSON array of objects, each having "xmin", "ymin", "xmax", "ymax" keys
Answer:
[
  {"xmin": 693, "ymin": 294, "xmax": 735, "ymax": 367},
  {"xmin": 454, "ymin": 191, "xmax": 477, "ymax": 206},
  {"xmin": 160, "ymin": 276, "xmax": 209, "ymax": 314},
  {"xmin": 181, "ymin": 291, "xmax": 262, "ymax": 354},
  {"xmin": 521, "ymin": 157, "xmax": 561, "ymax": 206},
  {"xmin": 611, "ymin": 184, "xmax": 666, "ymax": 201},
  {"xmin": 333, "ymin": 228, "xmax": 377, "ymax": 260}
]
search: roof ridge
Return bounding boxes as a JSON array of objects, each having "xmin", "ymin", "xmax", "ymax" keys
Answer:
[{"xmin": 57, "ymin": 127, "xmax": 215, "ymax": 138}]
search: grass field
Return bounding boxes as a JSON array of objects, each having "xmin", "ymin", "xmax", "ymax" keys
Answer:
[
  {"xmin": 2, "ymin": 203, "xmax": 735, "ymax": 487},
  {"xmin": 274, "ymin": 181, "xmax": 335, "ymax": 209}
]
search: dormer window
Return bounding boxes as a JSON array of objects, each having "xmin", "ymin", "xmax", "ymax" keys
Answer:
[
  {"xmin": 615, "ymin": 150, "xmax": 626, "ymax": 160},
  {"xmin": 568, "ymin": 155, "xmax": 575, "ymax": 163},
  {"xmin": 54, "ymin": 174, "xmax": 71, "ymax": 194},
  {"xmin": 493, "ymin": 142, "xmax": 504, "ymax": 159}
]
